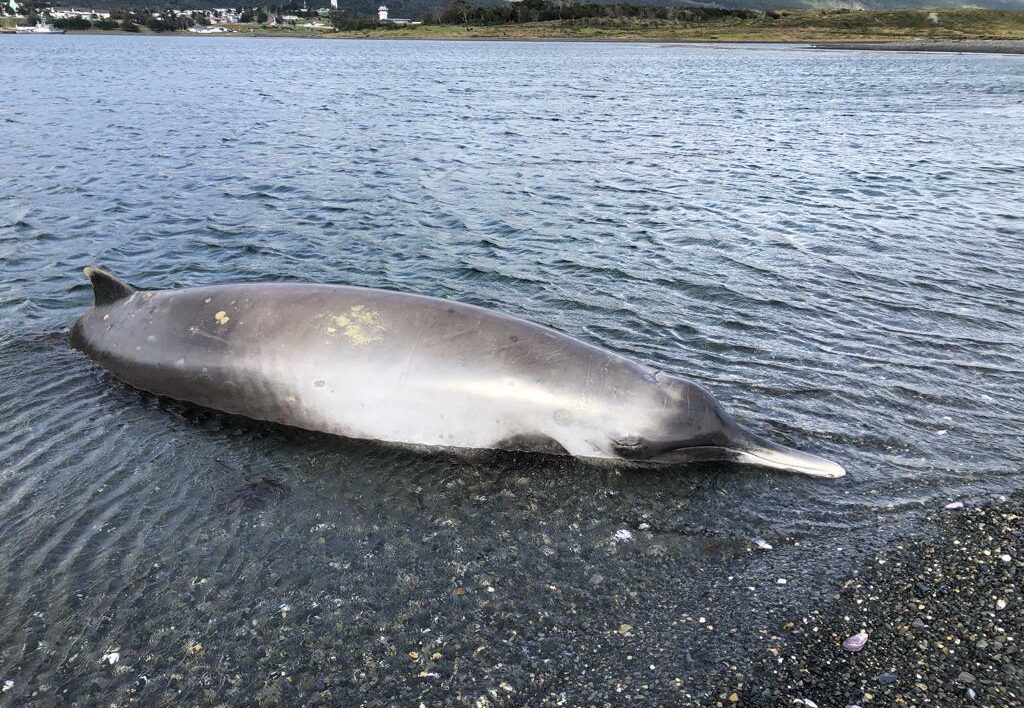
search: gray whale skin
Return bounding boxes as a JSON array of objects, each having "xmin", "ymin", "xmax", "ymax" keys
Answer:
[{"xmin": 70, "ymin": 267, "xmax": 845, "ymax": 479}]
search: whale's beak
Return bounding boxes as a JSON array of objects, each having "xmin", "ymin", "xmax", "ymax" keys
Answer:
[
  {"xmin": 732, "ymin": 434, "xmax": 846, "ymax": 479},
  {"xmin": 644, "ymin": 424, "xmax": 847, "ymax": 478}
]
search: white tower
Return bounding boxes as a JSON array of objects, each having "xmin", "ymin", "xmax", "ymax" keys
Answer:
[
  {"xmin": 330, "ymin": 0, "xmax": 337, "ymax": 8},
  {"xmin": 378, "ymin": 4, "xmax": 388, "ymax": 21}
]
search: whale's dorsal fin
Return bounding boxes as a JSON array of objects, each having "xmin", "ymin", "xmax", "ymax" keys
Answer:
[{"xmin": 83, "ymin": 266, "xmax": 137, "ymax": 306}]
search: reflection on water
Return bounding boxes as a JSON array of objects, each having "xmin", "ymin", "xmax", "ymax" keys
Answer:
[{"xmin": 1, "ymin": 36, "xmax": 1022, "ymax": 703}]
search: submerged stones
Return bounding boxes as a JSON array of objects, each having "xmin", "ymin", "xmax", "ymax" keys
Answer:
[{"xmin": 226, "ymin": 476, "xmax": 291, "ymax": 511}]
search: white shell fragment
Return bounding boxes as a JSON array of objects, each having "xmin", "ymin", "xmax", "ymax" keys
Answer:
[{"xmin": 842, "ymin": 630, "xmax": 869, "ymax": 652}]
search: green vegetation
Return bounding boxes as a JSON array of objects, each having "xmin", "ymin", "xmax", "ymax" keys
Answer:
[
  {"xmin": 311, "ymin": 8, "xmax": 1024, "ymax": 41},
  {"xmin": 4, "ymin": 4, "xmax": 1022, "ymax": 41}
]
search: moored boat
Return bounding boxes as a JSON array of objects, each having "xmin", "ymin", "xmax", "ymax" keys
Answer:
[{"xmin": 15, "ymin": 22, "xmax": 66, "ymax": 34}]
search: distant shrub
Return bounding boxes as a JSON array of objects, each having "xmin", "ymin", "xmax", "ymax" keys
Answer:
[
  {"xmin": 52, "ymin": 16, "xmax": 93, "ymax": 30},
  {"xmin": 121, "ymin": 20, "xmax": 140, "ymax": 31},
  {"xmin": 146, "ymin": 17, "xmax": 184, "ymax": 32},
  {"xmin": 94, "ymin": 18, "xmax": 119, "ymax": 29},
  {"xmin": 330, "ymin": 14, "xmax": 380, "ymax": 30}
]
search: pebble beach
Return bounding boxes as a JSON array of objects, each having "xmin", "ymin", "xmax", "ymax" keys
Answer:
[
  {"xmin": 815, "ymin": 39, "xmax": 1024, "ymax": 54},
  {"xmin": 737, "ymin": 496, "xmax": 1023, "ymax": 707}
]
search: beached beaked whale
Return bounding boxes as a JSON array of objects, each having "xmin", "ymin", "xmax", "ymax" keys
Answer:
[{"xmin": 70, "ymin": 267, "xmax": 845, "ymax": 478}]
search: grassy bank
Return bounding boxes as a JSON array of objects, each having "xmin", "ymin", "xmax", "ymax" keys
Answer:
[{"xmin": 229, "ymin": 9, "xmax": 1024, "ymax": 42}]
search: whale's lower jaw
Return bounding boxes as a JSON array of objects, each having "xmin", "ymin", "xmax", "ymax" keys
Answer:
[{"xmin": 639, "ymin": 444, "xmax": 845, "ymax": 478}]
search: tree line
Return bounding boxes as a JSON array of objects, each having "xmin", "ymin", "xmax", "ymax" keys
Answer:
[
  {"xmin": 41, "ymin": 12, "xmax": 201, "ymax": 31},
  {"xmin": 23, "ymin": 0, "xmax": 783, "ymax": 32},
  {"xmin": 435, "ymin": 0, "xmax": 775, "ymax": 25}
]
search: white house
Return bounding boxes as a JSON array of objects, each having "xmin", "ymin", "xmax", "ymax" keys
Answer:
[
  {"xmin": 378, "ymin": 4, "xmax": 420, "ymax": 25},
  {"xmin": 49, "ymin": 7, "xmax": 111, "ymax": 19}
]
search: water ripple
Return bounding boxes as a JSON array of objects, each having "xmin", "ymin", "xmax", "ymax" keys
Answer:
[{"xmin": 1, "ymin": 36, "xmax": 1023, "ymax": 704}]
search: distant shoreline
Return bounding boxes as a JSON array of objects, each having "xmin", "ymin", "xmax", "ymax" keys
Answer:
[
  {"xmin": 6, "ymin": 7, "xmax": 1024, "ymax": 55},
  {"xmin": 11, "ymin": 31, "xmax": 1024, "ymax": 55}
]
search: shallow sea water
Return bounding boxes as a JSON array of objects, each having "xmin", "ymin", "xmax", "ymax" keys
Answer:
[{"xmin": 1, "ymin": 36, "xmax": 1023, "ymax": 704}]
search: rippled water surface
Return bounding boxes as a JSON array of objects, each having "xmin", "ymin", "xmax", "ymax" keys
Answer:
[{"xmin": 1, "ymin": 36, "xmax": 1023, "ymax": 704}]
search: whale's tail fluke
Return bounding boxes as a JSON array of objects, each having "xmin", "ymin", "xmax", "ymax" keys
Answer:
[{"xmin": 84, "ymin": 266, "xmax": 136, "ymax": 306}]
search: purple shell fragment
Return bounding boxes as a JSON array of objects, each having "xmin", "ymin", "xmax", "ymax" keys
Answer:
[{"xmin": 842, "ymin": 630, "xmax": 868, "ymax": 652}]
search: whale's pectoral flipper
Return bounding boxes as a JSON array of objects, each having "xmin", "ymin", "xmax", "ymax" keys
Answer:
[
  {"xmin": 84, "ymin": 266, "xmax": 137, "ymax": 306},
  {"xmin": 493, "ymin": 433, "xmax": 570, "ymax": 456},
  {"xmin": 611, "ymin": 436, "xmax": 690, "ymax": 460}
]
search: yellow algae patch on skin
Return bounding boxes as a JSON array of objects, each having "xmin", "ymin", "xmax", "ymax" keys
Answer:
[
  {"xmin": 214, "ymin": 310, "xmax": 230, "ymax": 325},
  {"xmin": 321, "ymin": 306, "xmax": 386, "ymax": 346}
]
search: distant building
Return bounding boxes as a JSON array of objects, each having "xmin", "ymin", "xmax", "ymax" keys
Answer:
[
  {"xmin": 378, "ymin": 4, "xmax": 420, "ymax": 25},
  {"xmin": 330, "ymin": 0, "xmax": 337, "ymax": 8},
  {"xmin": 49, "ymin": 7, "xmax": 111, "ymax": 19},
  {"xmin": 212, "ymin": 7, "xmax": 240, "ymax": 22}
]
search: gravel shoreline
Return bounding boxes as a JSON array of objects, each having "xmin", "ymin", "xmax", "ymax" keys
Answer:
[
  {"xmin": 814, "ymin": 40, "xmax": 1024, "ymax": 55},
  {"xmin": 732, "ymin": 496, "xmax": 1023, "ymax": 707}
]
